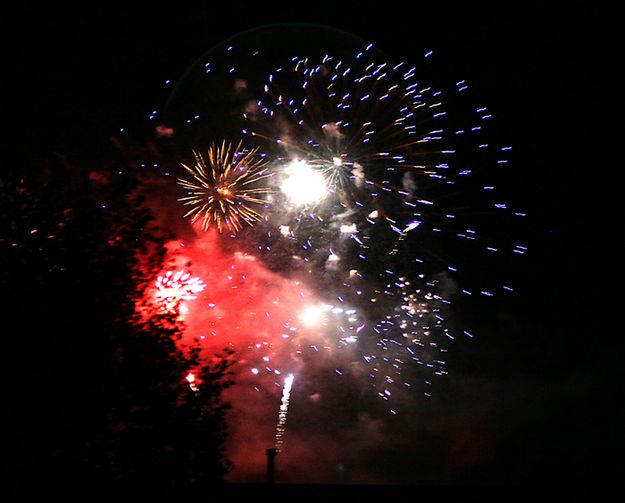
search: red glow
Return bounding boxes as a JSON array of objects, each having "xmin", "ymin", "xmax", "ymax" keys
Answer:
[
  {"xmin": 149, "ymin": 230, "xmax": 323, "ymax": 480},
  {"xmin": 165, "ymin": 231, "xmax": 316, "ymax": 363}
]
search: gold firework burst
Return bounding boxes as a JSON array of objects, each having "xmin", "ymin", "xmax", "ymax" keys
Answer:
[{"xmin": 177, "ymin": 141, "xmax": 271, "ymax": 233}]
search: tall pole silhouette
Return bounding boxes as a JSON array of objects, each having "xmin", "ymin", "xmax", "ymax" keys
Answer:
[{"xmin": 266, "ymin": 448, "xmax": 277, "ymax": 484}]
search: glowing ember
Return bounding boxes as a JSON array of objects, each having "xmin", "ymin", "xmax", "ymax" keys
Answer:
[{"xmin": 185, "ymin": 372, "xmax": 199, "ymax": 392}]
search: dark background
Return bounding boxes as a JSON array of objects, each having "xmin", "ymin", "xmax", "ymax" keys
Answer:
[{"xmin": 9, "ymin": 2, "xmax": 620, "ymax": 485}]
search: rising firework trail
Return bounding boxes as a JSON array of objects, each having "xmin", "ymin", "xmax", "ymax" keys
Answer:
[{"xmin": 275, "ymin": 373, "xmax": 295, "ymax": 450}]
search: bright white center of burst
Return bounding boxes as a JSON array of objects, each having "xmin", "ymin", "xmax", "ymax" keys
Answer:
[
  {"xmin": 298, "ymin": 305, "xmax": 325, "ymax": 327},
  {"xmin": 281, "ymin": 160, "xmax": 328, "ymax": 206}
]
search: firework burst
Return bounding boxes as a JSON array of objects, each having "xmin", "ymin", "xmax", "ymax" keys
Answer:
[
  {"xmin": 159, "ymin": 25, "xmax": 527, "ymax": 427},
  {"xmin": 154, "ymin": 270, "xmax": 206, "ymax": 313},
  {"xmin": 245, "ymin": 50, "xmax": 448, "ymax": 213},
  {"xmin": 177, "ymin": 141, "xmax": 272, "ymax": 233}
]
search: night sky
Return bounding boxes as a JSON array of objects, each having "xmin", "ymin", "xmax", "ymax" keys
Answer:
[{"xmin": 11, "ymin": 3, "xmax": 620, "ymax": 487}]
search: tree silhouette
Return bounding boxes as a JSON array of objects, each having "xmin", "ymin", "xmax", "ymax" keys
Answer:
[{"xmin": 3, "ymin": 155, "xmax": 233, "ymax": 492}]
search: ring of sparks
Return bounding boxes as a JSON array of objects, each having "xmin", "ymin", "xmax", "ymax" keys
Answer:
[{"xmin": 177, "ymin": 141, "xmax": 272, "ymax": 233}]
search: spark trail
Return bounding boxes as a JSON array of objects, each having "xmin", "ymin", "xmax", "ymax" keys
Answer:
[{"xmin": 275, "ymin": 373, "xmax": 295, "ymax": 450}]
